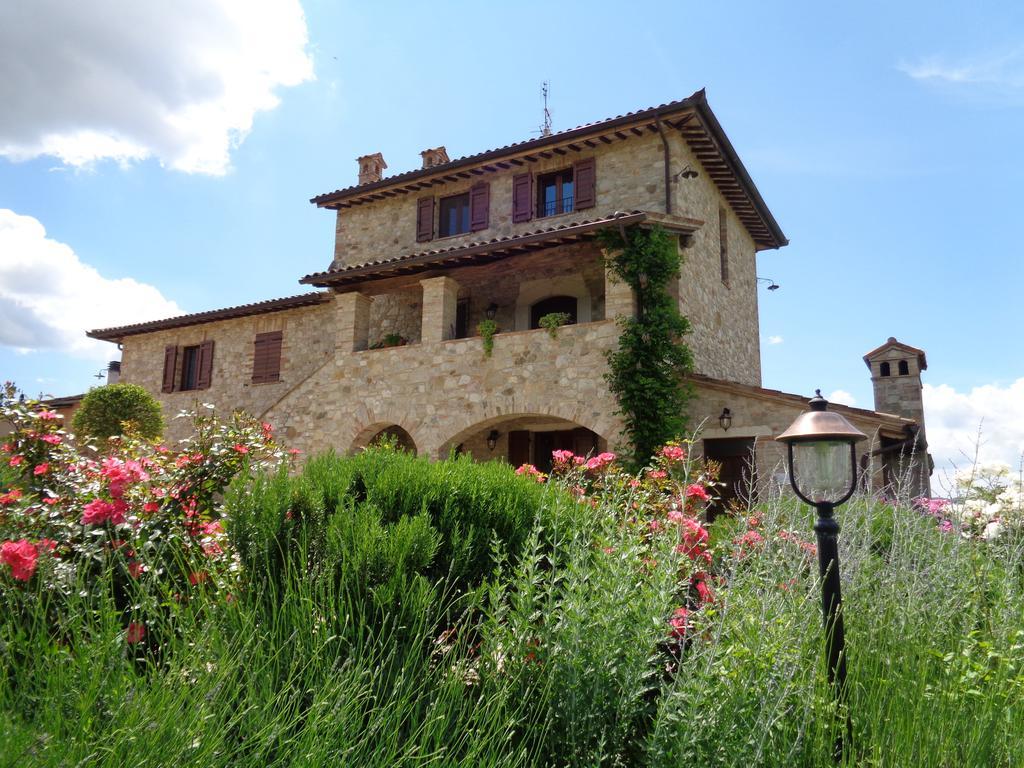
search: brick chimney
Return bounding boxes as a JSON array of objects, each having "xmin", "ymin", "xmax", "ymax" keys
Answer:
[
  {"xmin": 420, "ymin": 146, "xmax": 450, "ymax": 169},
  {"xmin": 356, "ymin": 153, "xmax": 387, "ymax": 185}
]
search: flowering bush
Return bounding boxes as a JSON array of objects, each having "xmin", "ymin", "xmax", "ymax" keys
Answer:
[
  {"xmin": 0, "ymin": 384, "xmax": 290, "ymax": 648},
  {"xmin": 915, "ymin": 462, "xmax": 1024, "ymax": 541}
]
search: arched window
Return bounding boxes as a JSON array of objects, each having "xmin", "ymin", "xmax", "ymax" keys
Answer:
[
  {"xmin": 369, "ymin": 425, "xmax": 417, "ymax": 454},
  {"xmin": 880, "ymin": 362, "xmax": 891, "ymax": 377},
  {"xmin": 898, "ymin": 360, "xmax": 909, "ymax": 376},
  {"xmin": 530, "ymin": 295, "xmax": 578, "ymax": 329}
]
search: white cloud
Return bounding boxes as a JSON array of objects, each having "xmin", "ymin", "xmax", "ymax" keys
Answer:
[
  {"xmin": 767, "ymin": 335, "xmax": 784, "ymax": 345},
  {"xmin": 898, "ymin": 49, "xmax": 1024, "ymax": 89},
  {"xmin": 0, "ymin": 209, "xmax": 183, "ymax": 358},
  {"xmin": 827, "ymin": 389, "xmax": 857, "ymax": 407},
  {"xmin": 924, "ymin": 379, "xmax": 1024, "ymax": 474},
  {"xmin": 0, "ymin": 1, "xmax": 313, "ymax": 175}
]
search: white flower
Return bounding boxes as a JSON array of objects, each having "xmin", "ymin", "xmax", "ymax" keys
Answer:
[{"xmin": 982, "ymin": 520, "xmax": 1004, "ymax": 541}]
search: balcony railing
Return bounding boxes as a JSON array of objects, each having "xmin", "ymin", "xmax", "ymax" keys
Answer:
[{"xmin": 537, "ymin": 195, "xmax": 574, "ymax": 218}]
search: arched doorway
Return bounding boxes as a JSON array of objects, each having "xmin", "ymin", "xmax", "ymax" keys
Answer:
[{"xmin": 440, "ymin": 414, "xmax": 604, "ymax": 472}]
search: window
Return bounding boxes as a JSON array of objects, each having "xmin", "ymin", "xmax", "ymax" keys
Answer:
[
  {"xmin": 180, "ymin": 345, "xmax": 201, "ymax": 391},
  {"xmin": 438, "ymin": 192, "xmax": 471, "ymax": 237},
  {"xmin": 161, "ymin": 340, "xmax": 214, "ymax": 393},
  {"xmin": 719, "ymin": 206, "xmax": 729, "ymax": 285},
  {"xmin": 880, "ymin": 361, "xmax": 891, "ymax": 377},
  {"xmin": 898, "ymin": 360, "xmax": 909, "ymax": 376},
  {"xmin": 530, "ymin": 295, "xmax": 578, "ymax": 329},
  {"xmin": 252, "ymin": 331, "xmax": 283, "ymax": 383},
  {"xmin": 536, "ymin": 169, "xmax": 574, "ymax": 218}
]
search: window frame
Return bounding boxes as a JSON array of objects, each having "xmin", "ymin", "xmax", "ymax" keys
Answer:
[
  {"xmin": 179, "ymin": 345, "xmax": 201, "ymax": 391},
  {"xmin": 536, "ymin": 168, "xmax": 575, "ymax": 219},
  {"xmin": 438, "ymin": 191, "xmax": 471, "ymax": 238}
]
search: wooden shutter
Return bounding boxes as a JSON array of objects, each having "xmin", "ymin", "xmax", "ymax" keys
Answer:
[
  {"xmin": 196, "ymin": 340, "xmax": 214, "ymax": 390},
  {"xmin": 508, "ymin": 431, "xmax": 531, "ymax": 467},
  {"xmin": 161, "ymin": 345, "xmax": 178, "ymax": 393},
  {"xmin": 574, "ymin": 157, "xmax": 596, "ymax": 210},
  {"xmin": 416, "ymin": 197, "xmax": 434, "ymax": 242},
  {"xmin": 512, "ymin": 173, "xmax": 533, "ymax": 223},
  {"xmin": 470, "ymin": 181, "xmax": 490, "ymax": 231},
  {"xmin": 252, "ymin": 331, "xmax": 283, "ymax": 383}
]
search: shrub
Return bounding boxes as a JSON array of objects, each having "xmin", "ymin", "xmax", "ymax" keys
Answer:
[
  {"xmin": 0, "ymin": 392, "xmax": 288, "ymax": 655},
  {"xmin": 72, "ymin": 383, "xmax": 164, "ymax": 441}
]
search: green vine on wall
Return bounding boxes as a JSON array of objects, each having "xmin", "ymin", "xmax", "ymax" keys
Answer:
[
  {"xmin": 477, "ymin": 319, "xmax": 498, "ymax": 358},
  {"xmin": 599, "ymin": 224, "xmax": 694, "ymax": 469}
]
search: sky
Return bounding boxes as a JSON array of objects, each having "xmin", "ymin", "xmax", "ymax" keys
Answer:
[{"xmin": 1, "ymin": 0, "xmax": 1022, "ymax": 481}]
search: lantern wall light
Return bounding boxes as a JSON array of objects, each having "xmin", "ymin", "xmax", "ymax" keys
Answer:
[
  {"xmin": 486, "ymin": 430, "xmax": 500, "ymax": 451},
  {"xmin": 718, "ymin": 407, "xmax": 732, "ymax": 431}
]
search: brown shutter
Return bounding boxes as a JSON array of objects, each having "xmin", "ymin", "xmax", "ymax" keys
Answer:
[
  {"xmin": 508, "ymin": 430, "xmax": 531, "ymax": 467},
  {"xmin": 416, "ymin": 197, "xmax": 434, "ymax": 242},
  {"xmin": 512, "ymin": 173, "xmax": 533, "ymax": 223},
  {"xmin": 161, "ymin": 345, "xmax": 178, "ymax": 393},
  {"xmin": 252, "ymin": 331, "xmax": 283, "ymax": 383},
  {"xmin": 574, "ymin": 157, "xmax": 596, "ymax": 210},
  {"xmin": 196, "ymin": 340, "xmax": 214, "ymax": 390},
  {"xmin": 470, "ymin": 181, "xmax": 490, "ymax": 231}
]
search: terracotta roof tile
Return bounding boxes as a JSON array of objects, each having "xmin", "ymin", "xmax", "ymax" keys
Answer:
[{"xmin": 87, "ymin": 291, "xmax": 332, "ymax": 341}]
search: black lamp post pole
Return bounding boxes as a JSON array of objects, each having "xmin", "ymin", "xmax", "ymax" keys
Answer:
[{"xmin": 814, "ymin": 500, "xmax": 852, "ymax": 762}]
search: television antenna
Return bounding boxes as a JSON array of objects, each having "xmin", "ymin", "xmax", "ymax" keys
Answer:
[{"xmin": 539, "ymin": 81, "xmax": 552, "ymax": 137}]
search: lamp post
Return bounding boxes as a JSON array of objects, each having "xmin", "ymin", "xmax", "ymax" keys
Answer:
[{"xmin": 776, "ymin": 390, "xmax": 866, "ymax": 761}]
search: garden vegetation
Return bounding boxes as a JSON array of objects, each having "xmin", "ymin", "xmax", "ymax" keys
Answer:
[{"xmin": 1, "ymin": 391, "xmax": 1023, "ymax": 767}]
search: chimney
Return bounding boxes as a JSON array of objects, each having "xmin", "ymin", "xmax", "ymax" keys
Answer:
[
  {"xmin": 420, "ymin": 146, "xmax": 450, "ymax": 169},
  {"xmin": 356, "ymin": 153, "xmax": 387, "ymax": 185},
  {"xmin": 107, "ymin": 360, "xmax": 121, "ymax": 385}
]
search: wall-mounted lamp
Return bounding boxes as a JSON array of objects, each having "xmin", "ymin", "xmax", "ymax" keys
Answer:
[
  {"xmin": 486, "ymin": 430, "xmax": 500, "ymax": 451},
  {"xmin": 757, "ymin": 277, "xmax": 781, "ymax": 291},
  {"xmin": 484, "ymin": 303, "xmax": 498, "ymax": 320},
  {"xmin": 719, "ymin": 407, "xmax": 732, "ymax": 431},
  {"xmin": 672, "ymin": 164, "xmax": 699, "ymax": 181}
]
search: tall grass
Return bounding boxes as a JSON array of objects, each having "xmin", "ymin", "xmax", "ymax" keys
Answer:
[{"xmin": 3, "ymin": 448, "xmax": 1023, "ymax": 766}]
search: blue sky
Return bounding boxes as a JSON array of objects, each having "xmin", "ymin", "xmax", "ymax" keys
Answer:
[{"xmin": 1, "ymin": 0, "xmax": 1022, "ymax": 476}]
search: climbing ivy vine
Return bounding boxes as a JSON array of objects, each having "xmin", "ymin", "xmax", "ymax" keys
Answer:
[{"xmin": 599, "ymin": 224, "xmax": 694, "ymax": 469}]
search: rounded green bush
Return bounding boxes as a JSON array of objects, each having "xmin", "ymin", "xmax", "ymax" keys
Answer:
[{"xmin": 71, "ymin": 383, "xmax": 164, "ymax": 441}]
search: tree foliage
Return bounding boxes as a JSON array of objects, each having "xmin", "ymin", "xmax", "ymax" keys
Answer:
[
  {"xmin": 72, "ymin": 383, "xmax": 164, "ymax": 441},
  {"xmin": 600, "ymin": 224, "xmax": 694, "ymax": 468}
]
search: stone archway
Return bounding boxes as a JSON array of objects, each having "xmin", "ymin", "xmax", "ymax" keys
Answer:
[{"xmin": 439, "ymin": 413, "xmax": 608, "ymax": 470}]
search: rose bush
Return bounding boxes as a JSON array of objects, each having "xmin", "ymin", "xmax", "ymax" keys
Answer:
[{"xmin": 0, "ymin": 384, "xmax": 290, "ymax": 649}]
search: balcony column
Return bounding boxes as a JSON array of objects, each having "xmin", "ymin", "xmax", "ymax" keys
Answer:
[
  {"xmin": 335, "ymin": 291, "xmax": 372, "ymax": 352},
  {"xmin": 602, "ymin": 253, "xmax": 636, "ymax": 320},
  {"xmin": 420, "ymin": 276, "xmax": 461, "ymax": 343}
]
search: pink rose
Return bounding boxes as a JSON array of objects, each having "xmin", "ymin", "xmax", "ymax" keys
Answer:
[{"xmin": 1, "ymin": 539, "xmax": 39, "ymax": 581}]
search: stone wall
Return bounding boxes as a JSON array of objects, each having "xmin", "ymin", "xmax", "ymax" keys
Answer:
[
  {"xmin": 263, "ymin": 317, "xmax": 625, "ymax": 459},
  {"xmin": 669, "ymin": 132, "xmax": 762, "ymax": 387},
  {"xmin": 118, "ymin": 301, "xmax": 335, "ymax": 444}
]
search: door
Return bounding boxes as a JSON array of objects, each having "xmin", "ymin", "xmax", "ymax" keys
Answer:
[{"xmin": 702, "ymin": 438, "xmax": 756, "ymax": 520}]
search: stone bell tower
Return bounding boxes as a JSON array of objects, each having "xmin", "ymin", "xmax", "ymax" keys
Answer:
[{"xmin": 863, "ymin": 337, "xmax": 931, "ymax": 497}]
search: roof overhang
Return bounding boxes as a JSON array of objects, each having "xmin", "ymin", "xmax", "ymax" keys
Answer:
[
  {"xmin": 87, "ymin": 292, "xmax": 333, "ymax": 343},
  {"xmin": 689, "ymin": 373, "xmax": 916, "ymax": 438},
  {"xmin": 299, "ymin": 211, "xmax": 702, "ymax": 288},
  {"xmin": 311, "ymin": 89, "xmax": 787, "ymax": 251}
]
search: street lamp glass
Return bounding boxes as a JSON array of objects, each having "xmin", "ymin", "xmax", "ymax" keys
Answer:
[{"xmin": 792, "ymin": 440, "xmax": 852, "ymax": 503}]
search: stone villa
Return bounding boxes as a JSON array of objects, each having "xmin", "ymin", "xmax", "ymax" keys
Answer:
[{"xmin": 88, "ymin": 89, "xmax": 931, "ymax": 502}]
